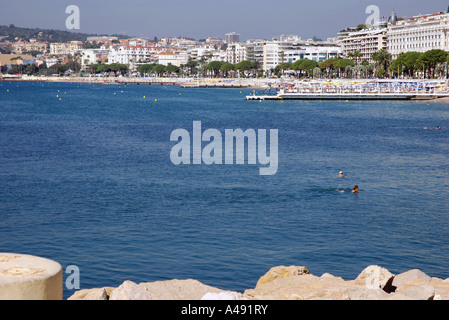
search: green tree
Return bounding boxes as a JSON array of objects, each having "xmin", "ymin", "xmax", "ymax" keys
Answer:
[
  {"xmin": 334, "ymin": 59, "xmax": 354, "ymax": 78},
  {"xmin": 319, "ymin": 58, "xmax": 339, "ymax": 78},
  {"xmin": 206, "ymin": 61, "xmax": 224, "ymax": 77},
  {"xmin": 235, "ymin": 60, "xmax": 254, "ymax": 77},
  {"xmin": 278, "ymin": 62, "xmax": 293, "ymax": 72},
  {"xmin": 418, "ymin": 49, "xmax": 448, "ymax": 78},
  {"xmin": 137, "ymin": 64, "xmax": 154, "ymax": 75},
  {"xmin": 220, "ymin": 62, "xmax": 234, "ymax": 77},
  {"xmin": 152, "ymin": 64, "xmax": 166, "ymax": 76},
  {"xmin": 165, "ymin": 63, "xmax": 180, "ymax": 75}
]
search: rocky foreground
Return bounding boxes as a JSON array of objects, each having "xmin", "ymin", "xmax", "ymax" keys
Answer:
[{"xmin": 68, "ymin": 265, "xmax": 449, "ymax": 300}]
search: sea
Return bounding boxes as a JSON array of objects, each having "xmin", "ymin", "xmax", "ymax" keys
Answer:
[{"xmin": 1, "ymin": 81, "xmax": 449, "ymax": 299}]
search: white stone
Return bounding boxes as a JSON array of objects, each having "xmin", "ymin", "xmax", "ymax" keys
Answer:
[
  {"xmin": 109, "ymin": 280, "xmax": 150, "ymax": 300},
  {"xmin": 355, "ymin": 265, "xmax": 394, "ymax": 291}
]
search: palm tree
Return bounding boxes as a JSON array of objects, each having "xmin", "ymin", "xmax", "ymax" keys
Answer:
[
  {"xmin": 348, "ymin": 50, "xmax": 363, "ymax": 66},
  {"xmin": 372, "ymin": 49, "xmax": 392, "ymax": 75}
]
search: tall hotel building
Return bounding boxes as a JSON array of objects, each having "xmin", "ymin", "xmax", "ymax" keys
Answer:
[{"xmin": 387, "ymin": 8, "xmax": 449, "ymax": 59}]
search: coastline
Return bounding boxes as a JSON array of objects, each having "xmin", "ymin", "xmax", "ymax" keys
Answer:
[
  {"xmin": 0, "ymin": 75, "xmax": 274, "ymax": 89},
  {"xmin": 3, "ymin": 76, "xmax": 449, "ymax": 101},
  {"xmin": 67, "ymin": 264, "xmax": 449, "ymax": 300}
]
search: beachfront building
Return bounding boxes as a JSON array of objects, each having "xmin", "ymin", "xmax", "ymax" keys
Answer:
[
  {"xmin": 338, "ymin": 27, "xmax": 387, "ymax": 64},
  {"xmin": 156, "ymin": 51, "xmax": 188, "ymax": 67},
  {"xmin": 108, "ymin": 45, "xmax": 177, "ymax": 65},
  {"xmin": 226, "ymin": 43, "xmax": 247, "ymax": 64},
  {"xmin": 387, "ymin": 10, "xmax": 449, "ymax": 59},
  {"xmin": 245, "ymin": 39, "xmax": 266, "ymax": 67},
  {"xmin": 262, "ymin": 38, "xmax": 341, "ymax": 71}
]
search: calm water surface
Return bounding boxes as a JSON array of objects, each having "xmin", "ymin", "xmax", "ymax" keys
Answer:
[{"xmin": 1, "ymin": 81, "xmax": 449, "ymax": 298}]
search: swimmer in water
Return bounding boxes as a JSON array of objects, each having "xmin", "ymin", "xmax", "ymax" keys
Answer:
[
  {"xmin": 338, "ymin": 171, "xmax": 344, "ymax": 178},
  {"xmin": 352, "ymin": 185, "xmax": 359, "ymax": 194}
]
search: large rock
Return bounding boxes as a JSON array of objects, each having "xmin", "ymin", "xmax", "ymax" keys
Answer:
[
  {"xmin": 109, "ymin": 280, "xmax": 151, "ymax": 300},
  {"xmin": 256, "ymin": 266, "xmax": 309, "ymax": 287},
  {"xmin": 429, "ymin": 278, "xmax": 449, "ymax": 300},
  {"xmin": 348, "ymin": 287, "xmax": 389, "ymax": 300},
  {"xmin": 386, "ymin": 284, "xmax": 435, "ymax": 300},
  {"xmin": 245, "ymin": 273, "xmax": 352, "ymax": 300},
  {"xmin": 392, "ymin": 269, "xmax": 431, "ymax": 290},
  {"xmin": 354, "ymin": 265, "xmax": 394, "ymax": 292},
  {"xmin": 68, "ymin": 287, "xmax": 113, "ymax": 300}
]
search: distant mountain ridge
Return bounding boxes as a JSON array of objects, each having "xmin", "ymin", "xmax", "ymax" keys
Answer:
[{"xmin": 0, "ymin": 24, "xmax": 130, "ymax": 42}]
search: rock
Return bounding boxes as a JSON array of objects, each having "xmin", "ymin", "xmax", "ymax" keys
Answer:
[
  {"xmin": 256, "ymin": 266, "xmax": 309, "ymax": 287},
  {"xmin": 68, "ymin": 287, "xmax": 112, "ymax": 300},
  {"xmin": 320, "ymin": 273, "xmax": 343, "ymax": 281},
  {"xmin": 201, "ymin": 291, "xmax": 248, "ymax": 300},
  {"xmin": 348, "ymin": 287, "xmax": 389, "ymax": 300},
  {"xmin": 388, "ymin": 284, "xmax": 435, "ymax": 300},
  {"xmin": 430, "ymin": 277, "xmax": 449, "ymax": 300},
  {"xmin": 138, "ymin": 279, "xmax": 225, "ymax": 300},
  {"xmin": 66, "ymin": 265, "xmax": 449, "ymax": 300},
  {"xmin": 109, "ymin": 280, "xmax": 151, "ymax": 300},
  {"xmin": 354, "ymin": 265, "xmax": 394, "ymax": 292},
  {"xmin": 392, "ymin": 269, "xmax": 431, "ymax": 289},
  {"xmin": 69, "ymin": 279, "xmax": 228, "ymax": 300},
  {"xmin": 245, "ymin": 274, "xmax": 351, "ymax": 300}
]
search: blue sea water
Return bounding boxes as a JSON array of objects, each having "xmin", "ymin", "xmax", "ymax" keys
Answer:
[{"xmin": 1, "ymin": 81, "xmax": 449, "ymax": 299}]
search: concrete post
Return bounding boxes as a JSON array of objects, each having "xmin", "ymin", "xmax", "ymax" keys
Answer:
[{"xmin": 0, "ymin": 253, "xmax": 63, "ymax": 300}]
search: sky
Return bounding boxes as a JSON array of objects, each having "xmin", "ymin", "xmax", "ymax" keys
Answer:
[{"xmin": 0, "ymin": 0, "xmax": 447, "ymax": 40}]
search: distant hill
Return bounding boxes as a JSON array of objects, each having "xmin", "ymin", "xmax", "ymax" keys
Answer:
[{"xmin": 0, "ymin": 24, "xmax": 130, "ymax": 42}]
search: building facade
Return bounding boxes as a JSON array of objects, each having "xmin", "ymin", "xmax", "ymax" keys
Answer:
[
  {"xmin": 387, "ymin": 12, "xmax": 449, "ymax": 59},
  {"xmin": 338, "ymin": 28, "xmax": 387, "ymax": 63},
  {"xmin": 226, "ymin": 43, "xmax": 247, "ymax": 64},
  {"xmin": 262, "ymin": 38, "xmax": 341, "ymax": 71}
]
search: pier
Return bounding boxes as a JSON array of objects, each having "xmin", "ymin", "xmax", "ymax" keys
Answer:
[{"xmin": 246, "ymin": 79, "xmax": 449, "ymax": 101}]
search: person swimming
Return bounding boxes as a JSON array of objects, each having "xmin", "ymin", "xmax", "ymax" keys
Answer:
[
  {"xmin": 336, "ymin": 185, "xmax": 359, "ymax": 193},
  {"xmin": 338, "ymin": 171, "xmax": 344, "ymax": 178}
]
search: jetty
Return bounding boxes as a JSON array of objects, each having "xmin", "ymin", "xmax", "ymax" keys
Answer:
[{"xmin": 246, "ymin": 79, "xmax": 449, "ymax": 101}]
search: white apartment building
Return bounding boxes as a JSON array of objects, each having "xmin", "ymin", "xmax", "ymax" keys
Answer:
[
  {"xmin": 262, "ymin": 39, "xmax": 341, "ymax": 70},
  {"xmin": 387, "ymin": 11, "xmax": 449, "ymax": 59},
  {"xmin": 338, "ymin": 28, "xmax": 387, "ymax": 63},
  {"xmin": 108, "ymin": 45, "xmax": 177, "ymax": 65},
  {"xmin": 226, "ymin": 43, "xmax": 247, "ymax": 64},
  {"xmin": 156, "ymin": 51, "xmax": 188, "ymax": 67}
]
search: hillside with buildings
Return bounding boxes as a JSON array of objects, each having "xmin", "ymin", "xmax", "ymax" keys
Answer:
[{"xmin": 1, "ymin": 6, "xmax": 449, "ymax": 79}]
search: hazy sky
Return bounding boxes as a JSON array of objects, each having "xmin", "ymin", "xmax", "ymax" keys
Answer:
[{"xmin": 0, "ymin": 0, "xmax": 447, "ymax": 40}]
